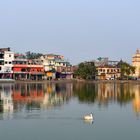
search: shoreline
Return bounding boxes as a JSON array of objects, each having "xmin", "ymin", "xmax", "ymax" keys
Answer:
[
  {"xmin": 0, "ymin": 79, "xmax": 140, "ymax": 84},
  {"xmin": 13, "ymin": 79, "xmax": 140, "ymax": 84}
]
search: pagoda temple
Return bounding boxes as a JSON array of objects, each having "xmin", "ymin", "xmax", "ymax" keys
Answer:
[{"xmin": 132, "ymin": 49, "xmax": 140, "ymax": 78}]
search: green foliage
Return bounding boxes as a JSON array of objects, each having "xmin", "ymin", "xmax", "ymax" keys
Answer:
[
  {"xmin": 75, "ymin": 61, "xmax": 97, "ymax": 80},
  {"xmin": 117, "ymin": 60, "xmax": 135, "ymax": 79},
  {"xmin": 25, "ymin": 51, "xmax": 43, "ymax": 59}
]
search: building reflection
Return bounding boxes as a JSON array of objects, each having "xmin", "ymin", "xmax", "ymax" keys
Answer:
[
  {"xmin": 97, "ymin": 83, "xmax": 118, "ymax": 106},
  {"xmin": 98, "ymin": 83, "xmax": 140, "ymax": 115},
  {"xmin": 0, "ymin": 84, "xmax": 14, "ymax": 113},
  {"xmin": 97, "ymin": 83, "xmax": 134, "ymax": 106},
  {"xmin": 0, "ymin": 83, "xmax": 73, "ymax": 117},
  {"xmin": 97, "ymin": 83, "xmax": 140, "ymax": 116},
  {"xmin": 12, "ymin": 83, "xmax": 73, "ymax": 111},
  {"xmin": 74, "ymin": 82, "xmax": 140, "ymax": 116},
  {"xmin": 0, "ymin": 84, "xmax": 14, "ymax": 120},
  {"xmin": 41, "ymin": 83, "xmax": 73, "ymax": 109},
  {"xmin": 0, "ymin": 82, "xmax": 140, "ymax": 117}
]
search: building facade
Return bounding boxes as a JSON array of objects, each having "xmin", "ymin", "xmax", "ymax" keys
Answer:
[
  {"xmin": 97, "ymin": 66, "xmax": 121, "ymax": 80},
  {"xmin": 0, "ymin": 48, "xmax": 73, "ymax": 80},
  {"xmin": 94, "ymin": 57, "xmax": 121, "ymax": 80},
  {"xmin": 39, "ymin": 54, "xmax": 71, "ymax": 80},
  {"xmin": 13, "ymin": 57, "xmax": 44, "ymax": 80},
  {"xmin": 0, "ymin": 48, "xmax": 14, "ymax": 79}
]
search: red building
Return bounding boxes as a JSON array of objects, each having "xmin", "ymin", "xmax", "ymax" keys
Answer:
[{"xmin": 13, "ymin": 58, "xmax": 44, "ymax": 80}]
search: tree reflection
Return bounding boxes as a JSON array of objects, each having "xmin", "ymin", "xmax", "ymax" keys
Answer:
[
  {"xmin": 74, "ymin": 83, "xmax": 137, "ymax": 109},
  {"xmin": 74, "ymin": 83, "xmax": 97, "ymax": 103},
  {"xmin": 0, "ymin": 82, "xmax": 140, "ymax": 117}
]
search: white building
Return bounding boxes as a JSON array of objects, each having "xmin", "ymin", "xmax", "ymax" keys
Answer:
[
  {"xmin": 3, "ymin": 51, "xmax": 14, "ymax": 72},
  {"xmin": 0, "ymin": 48, "xmax": 14, "ymax": 78}
]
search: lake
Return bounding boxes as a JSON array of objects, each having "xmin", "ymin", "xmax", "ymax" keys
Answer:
[{"xmin": 0, "ymin": 82, "xmax": 140, "ymax": 140}]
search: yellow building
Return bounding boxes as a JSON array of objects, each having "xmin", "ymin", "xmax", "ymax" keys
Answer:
[{"xmin": 132, "ymin": 49, "xmax": 140, "ymax": 78}]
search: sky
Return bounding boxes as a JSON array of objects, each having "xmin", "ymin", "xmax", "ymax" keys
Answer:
[{"xmin": 0, "ymin": 0, "xmax": 140, "ymax": 65}]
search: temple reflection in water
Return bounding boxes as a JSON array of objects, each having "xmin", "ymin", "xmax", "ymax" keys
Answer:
[{"xmin": 0, "ymin": 82, "xmax": 140, "ymax": 117}]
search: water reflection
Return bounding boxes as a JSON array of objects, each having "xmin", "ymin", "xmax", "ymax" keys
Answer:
[
  {"xmin": 12, "ymin": 83, "xmax": 73, "ymax": 111},
  {"xmin": 0, "ymin": 82, "xmax": 140, "ymax": 118},
  {"xmin": 73, "ymin": 83, "xmax": 140, "ymax": 116},
  {"xmin": 132, "ymin": 85, "xmax": 140, "ymax": 116},
  {"xmin": 0, "ymin": 84, "xmax": 14, "ymax": 120},
  {"xmin": 83, "ymin": 119, "xmax": 94, "ymax": 125}
]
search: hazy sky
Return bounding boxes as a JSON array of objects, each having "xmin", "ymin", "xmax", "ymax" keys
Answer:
[{"xmin": 0, "ymin": 0, "xmax": 140, "ymax": 64}]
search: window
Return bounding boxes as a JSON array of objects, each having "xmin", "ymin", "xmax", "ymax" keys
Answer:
[
  {"xmin": 5, "ymin": 61, "xmax": 7, "ymax": 64},
  {"xmin": 9, "ymin": 54, "xmax": 11, "ymax": 57},
  {"xmin": 0, "ymin": 61, "xmax": 4, "ymax": 65},
  {"xmin": 21, "ymin": 68, "xmax": 26, "ymax": 72},
  {"xmin": 9, "ymin": 62, "xmax": 12, "ymax": 64}
]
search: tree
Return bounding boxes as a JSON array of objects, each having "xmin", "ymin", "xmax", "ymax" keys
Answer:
[
  {"xmin": 74, "ymin": 61, "xmax": 97, "ymax": 80},
  {"xmin": 25, "ymin": 51, "xmax": 43, "ymax": 59},
  {"xmin": 117, "ymin": 60, "xmax": 135, "ymax": 79}
]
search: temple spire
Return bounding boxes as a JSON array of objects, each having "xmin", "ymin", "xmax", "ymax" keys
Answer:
[{"xmin": 136, "ymin": 48, "xmax": 140, "ymax": 54}]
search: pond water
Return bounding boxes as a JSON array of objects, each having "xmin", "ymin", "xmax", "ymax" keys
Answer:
[{"xmin": 0, "ymin": 82, "xmax": 140, "ymax": 140}]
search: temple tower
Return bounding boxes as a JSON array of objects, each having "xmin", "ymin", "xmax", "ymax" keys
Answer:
[{"xmin": 132, "ymin": 49, "xmax": 140, "ymax": 77}]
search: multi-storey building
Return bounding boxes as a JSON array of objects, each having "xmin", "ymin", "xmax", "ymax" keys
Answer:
[
  {"xmin": 97, "ymin": 66, "xmax": 121, "ymax": 80},
  {"xmin": 0, "ymin": 48, "xmax": 14, "ymax": 79},
  {"xmin": 0, "ymin": 48, "xmax": 73, "ymax": 80},
  {"xmin": 39, "ymin": 54, "xmax": 72, "ymax": 80},
  {"xmin": 13, "ymin": 54, "xmax": 44, "ymax": 80},
  {"xmin": 95, "ymin": 57, "xmax": 121, "ymax": 80},
  {"xmin": 132, "ymin": 49, "xmax": 140, "ymax": 78}
]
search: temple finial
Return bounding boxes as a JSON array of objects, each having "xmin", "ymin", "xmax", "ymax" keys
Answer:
[{"xmin": 136, "ymin": 48, "xmax": 139, "ymax": 54}]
